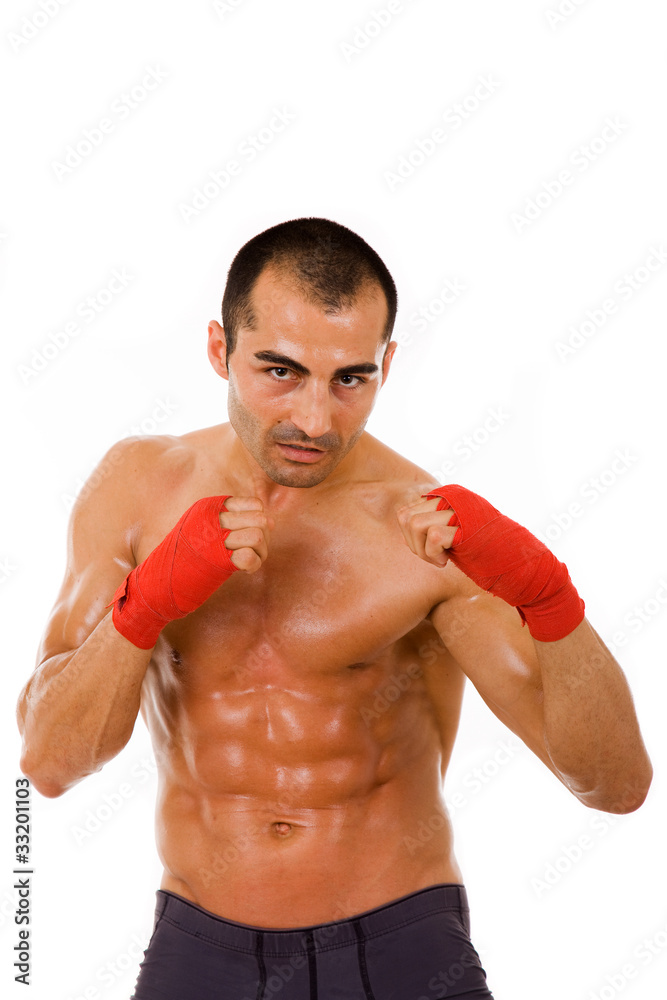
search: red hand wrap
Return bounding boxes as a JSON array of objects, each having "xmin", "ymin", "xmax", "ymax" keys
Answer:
[
  {"xmin": 421, "ymin": 484, "xmax": 585, "ymax": 642},
  {"xmin": 106, "ymin": 495, "xmax": 239, "ymax": 649}
]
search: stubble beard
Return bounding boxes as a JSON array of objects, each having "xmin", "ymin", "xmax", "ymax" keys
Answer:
[{"xmin": 226, "ymin": 376, "xmax": 367, "ymax": 489}]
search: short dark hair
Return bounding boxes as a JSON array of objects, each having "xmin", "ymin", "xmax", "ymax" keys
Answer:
[{"xmin": 221, "ymin": 217, "xmax": 398, "ymax": 359}]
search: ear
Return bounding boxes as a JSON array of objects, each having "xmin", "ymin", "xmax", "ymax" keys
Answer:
[
  {"xmin": 207, "ymin": 320, "xmax": 229, "ymax": 381},
  {"xmin": 380, "ymin": 340, "xmax": 398, "ymax": 387}
]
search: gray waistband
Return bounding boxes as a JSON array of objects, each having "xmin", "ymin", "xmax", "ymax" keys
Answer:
[{"xmin": 156, "ymin": 883, "xmax": 468, "ymax": 957}]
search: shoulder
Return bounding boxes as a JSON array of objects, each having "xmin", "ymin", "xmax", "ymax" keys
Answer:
[
  {"xmin": 87, "ymin": 423, "xmax": 226, "ymax": 492},
  {"xmin": 70, "ymin": 425, "xmax": 226, "ymax": 552},
  {"xmin": 352, "ymin": 432, "xmax": 442, "ymax": 513},
  {"xmin": 74, "ymin": 432, "xmax": 192, "ymax": 509}
]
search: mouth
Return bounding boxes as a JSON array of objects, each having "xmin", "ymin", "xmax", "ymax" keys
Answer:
[{"xmin": 275, "ymin": 442, "xmax": 328, "ymax": 463}]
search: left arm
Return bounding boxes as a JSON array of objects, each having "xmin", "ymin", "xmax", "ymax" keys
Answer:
[
  {"xmin": 533, "ymin": 617, "xmax": 652, "ymax": 811},
  {"xmin": 398, "ymin": 486, "xmax": 653, "ymax": 814},
  {"xmin": 427, "ymin": 578, "xmax": 652, "ymax": 813}
]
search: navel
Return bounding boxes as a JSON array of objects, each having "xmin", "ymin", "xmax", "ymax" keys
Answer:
[{"xmin": 272, "ymin": 822, "xmax": 293, "ymax": 836}]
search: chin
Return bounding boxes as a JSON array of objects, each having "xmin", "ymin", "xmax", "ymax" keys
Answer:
[
  {"xmin": 258, "ymin": 450, "xmax": 336, "ymax": 488},
  {"xmin": 265, "ymin": 466, "xmax": 332, "ymax": 489}
]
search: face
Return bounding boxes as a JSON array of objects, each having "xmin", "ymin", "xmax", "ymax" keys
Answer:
[{"xmin": 208, "ymin": 267, "xmax": 397, "ymax": 489}]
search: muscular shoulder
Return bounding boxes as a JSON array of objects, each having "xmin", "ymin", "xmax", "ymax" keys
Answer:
[
  {"xmin": 78, "ymin": 432, "xmax": 193, "ymax": 506},
  {"xmin": 72, "ymin": 426, "xmax": 223, "ymax": 557}
]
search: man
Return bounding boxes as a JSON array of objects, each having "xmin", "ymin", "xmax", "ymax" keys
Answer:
[{"xmin": 17, "ymin": 217, "xmax": 652, "ymax": 999}]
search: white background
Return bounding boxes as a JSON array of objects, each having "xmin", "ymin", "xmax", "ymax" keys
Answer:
[{"xmin": 1, "ymin": 1, "xmax": 666, "ymax": 998}]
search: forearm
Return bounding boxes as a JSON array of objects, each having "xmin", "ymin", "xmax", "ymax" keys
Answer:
[
  {"xmin": 535, "ymin": 617, "xmax": 653, "ymax": 812},
  {"xmin": 17, "ymin": 612, "xmax": 153, "ymax": 797}
]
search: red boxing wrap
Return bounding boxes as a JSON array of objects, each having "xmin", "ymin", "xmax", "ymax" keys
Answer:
[
  {"xmin": 106, "ymin": 495, "xmax": 239, "ymax": 649},
  {"xmin": 421, "ymin": 484, "xmax": 585, "ymax": 642}
]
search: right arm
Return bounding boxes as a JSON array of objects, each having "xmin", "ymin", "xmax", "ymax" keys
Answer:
[
  {"xmin": 16, "ymin": 436, "xmax": 271, "ymax": 798},
  {"xmin": 17, "ymin": 438, "xmax": 156, "ymax": 798}
]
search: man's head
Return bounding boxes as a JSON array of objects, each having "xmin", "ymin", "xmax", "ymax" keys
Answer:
[{"xmin": 208, "ymin": 217, "xmax": 399, "ymax": 489}]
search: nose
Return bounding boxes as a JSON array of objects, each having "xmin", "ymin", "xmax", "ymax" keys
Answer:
[{"xmin": 288, "ymin": 379, "xmax": 333, "ymax": 440}]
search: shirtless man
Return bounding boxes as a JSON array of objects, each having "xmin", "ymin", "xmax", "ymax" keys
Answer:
[{"xmin": 17, "ymin": 217, "xmax": 652, "ymax": 1000}]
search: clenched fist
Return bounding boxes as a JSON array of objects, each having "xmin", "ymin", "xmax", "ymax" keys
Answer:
[
  {"xmin": 396, "ymin": 495, "xmax": 457, "ymax": 568},
  {"xmin": 218, "ymin": 496, "xmax": 274, "ymax": 574},
  {"xmin": 396, "ymin": 484, "xmax": 585, "ymax": 642},
  {"xmin": 107, "ymin": 495, "xmax": 274, "ymax": 649}
]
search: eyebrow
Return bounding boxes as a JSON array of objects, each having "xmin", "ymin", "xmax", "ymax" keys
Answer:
[{"xmin": 253, "ymin": 350, "xmax": 379, "ymax": 378}]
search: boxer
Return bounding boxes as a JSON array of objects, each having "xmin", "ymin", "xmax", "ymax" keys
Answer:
[{"xmin": 17, "ymin": 217, "xmax": 652, "ymax": 999}]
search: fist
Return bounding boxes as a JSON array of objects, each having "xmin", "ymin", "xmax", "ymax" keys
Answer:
[
  {"xmin": 396, "ymin": 495, "xmax": 458, "ymax": 568},
  {"xmin": 218, "ymin": 497, "xmax": 275, "ymax": 574}
]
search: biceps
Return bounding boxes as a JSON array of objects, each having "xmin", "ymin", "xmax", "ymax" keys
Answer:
[{"xmin": 36, "ymin": 556, "xmax": 132, "ymax": 667}]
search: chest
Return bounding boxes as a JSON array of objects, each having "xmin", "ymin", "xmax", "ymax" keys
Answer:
[{"xmin": 149, "ymin": 497, "xmax": 446, "ymax": 679}]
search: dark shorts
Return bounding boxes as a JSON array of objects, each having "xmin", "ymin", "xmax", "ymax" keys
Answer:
[{"xmin": 131, "ymin": 883, "xmax": 494, "ymax": 999}]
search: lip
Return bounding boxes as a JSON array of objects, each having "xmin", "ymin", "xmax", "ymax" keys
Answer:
[{"xmin": 275, "ymin": 442, "xmax": 327, "ymax": 463}]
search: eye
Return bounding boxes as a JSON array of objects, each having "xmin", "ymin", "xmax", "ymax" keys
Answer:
[{"xmin": 265, "ymin": 368, "xmax": 366, "ymax": 387}]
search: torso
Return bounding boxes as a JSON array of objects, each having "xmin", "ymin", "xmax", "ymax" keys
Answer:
[{"xmin": 136, "ymin": 424, "xmax": 468, "ymax": 927}]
